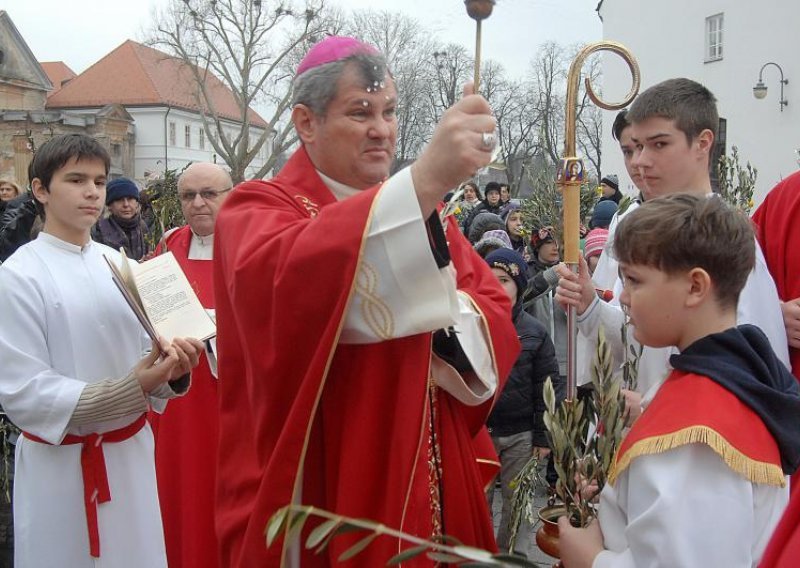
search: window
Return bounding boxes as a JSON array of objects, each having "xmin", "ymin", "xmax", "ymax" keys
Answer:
[
  {"xmin": 705, "ymin": 13, "xmax": 724, "ymax": 62},
  {"xmin": 169, "ymin": 121, "xmax": 176, "ymax": 146},
  {"xmin": 199, "ymin": 127, "xmax": 205, "ymax": 150},
  {"xmin": 111, "ymin": 143, "xmax": 121, "ymax": 157},
  {"xmin": 185, "ymin": 125, "xmax": 192, "ymax": 148}
]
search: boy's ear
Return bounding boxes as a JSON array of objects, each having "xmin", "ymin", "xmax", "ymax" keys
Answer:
[
  {"xmin": 685, "ymin": 267, "xmax": 712, "ymax": 308},
  {"xmin": 31, "ymin": 178, "xmax": 48, "ymax": 206},
  {"xmin": 694, "ymin": 128, "xmax": 715, "ymax": 158}
]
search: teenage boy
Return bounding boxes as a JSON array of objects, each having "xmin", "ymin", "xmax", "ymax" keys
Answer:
[
  {"xmin": 0, "ymin": 134, "xmax": 204, "ymax": 567},
  {"xmin": 556, "ymin": 78, "xmax": 789, "ymax": 406},
  {"xmin": 558, "ymin": 193, "xmax": 800, "ymax": 568}
]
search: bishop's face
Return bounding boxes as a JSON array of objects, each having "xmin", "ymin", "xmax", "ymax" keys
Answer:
[{"xmin": 300, "ymin": 64, "xmax": 398, "ymax": 190}]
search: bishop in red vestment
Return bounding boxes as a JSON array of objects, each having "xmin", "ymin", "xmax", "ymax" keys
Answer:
[
  {"xmin": 213, "ymin": 37, "xmax": 519, "ymax": 567},
  {"xmin": 150, "ymin": 163, "xmax": 234, "ymax": 568}
]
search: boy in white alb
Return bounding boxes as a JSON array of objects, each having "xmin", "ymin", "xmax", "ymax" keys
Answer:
[
  {"xmin": 0, "ymin": 134, "xmax": 204, "ymax": 567},
  {"xmin": 558, "ymin": 194, "xmax": 800, "ymax": 568}
]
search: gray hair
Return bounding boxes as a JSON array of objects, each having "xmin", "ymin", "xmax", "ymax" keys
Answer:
[{"xmin": 291, "ymin": 51, "xmax": 391, "ymax": 116}]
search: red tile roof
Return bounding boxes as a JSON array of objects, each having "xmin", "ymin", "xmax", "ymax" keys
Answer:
[
  {"xmin": 46, "ymin": 40, "xmax": 267, "ymax": 128},
  {"xmin": 40, "ymin": 61, "xmax": 77, "ymax": 97}
]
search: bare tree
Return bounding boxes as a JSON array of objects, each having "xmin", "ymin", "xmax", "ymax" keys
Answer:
[{"xmin": 148, "ymin": 0, "xmax": 332, "ymax": 182}]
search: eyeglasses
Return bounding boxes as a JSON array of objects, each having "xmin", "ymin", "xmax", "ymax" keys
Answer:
[{"xmin": 178, "ymin": 187, "xmax": 233, "ymax": 203}]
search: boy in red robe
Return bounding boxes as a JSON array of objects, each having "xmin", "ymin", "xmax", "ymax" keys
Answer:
[
  {"xmin": 213, "ymin": 37, "xmax": 520, "ymax": 567},
  {"xmin": 558, "ymin": 193, "xmax": 800, "ymax": 568}
]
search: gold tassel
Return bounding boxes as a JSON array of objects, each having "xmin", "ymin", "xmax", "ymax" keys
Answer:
[{"xmin": 608, "ymin": 425, "xmax": 785, "ymax": 487}]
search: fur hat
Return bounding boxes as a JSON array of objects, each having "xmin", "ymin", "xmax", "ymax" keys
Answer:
[
  {"xmin": 468, "ymin": 211, "xmax": 505, "ymax": 244},
  {"xmin": 584, "ymin": 228, "xmax": 609, "ymax": 260},
  {"xmin": 485, "ymin": 248, "xmax": 528, "ymax": 300},
  {"xmin": 590, "ymin": 200, "xmax": 618, "ymax": 229},
  {"xmin": 601, "ymin": 174, "xmax": 619, "ymax": 192},
  {"xmin": 105, "ymin": 178, "xmax": 140, "ymax": 206}
]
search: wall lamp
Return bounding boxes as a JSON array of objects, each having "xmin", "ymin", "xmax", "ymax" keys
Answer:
[{"xmin": 753, "ymin": 62, "xmax": 788, "ymax": 111}]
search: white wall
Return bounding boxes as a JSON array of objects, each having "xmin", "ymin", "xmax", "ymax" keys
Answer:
[
  {"xmin": 126, "ymin": 106, "xmax": 270, "ymax": 181},
  {"xmin": 599, "ymin": 0, "xmax": 799, "ymax": 204}
]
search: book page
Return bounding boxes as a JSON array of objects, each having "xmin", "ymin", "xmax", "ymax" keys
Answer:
[
  {"xmin": 129, "ymin": 252, "xmax": 217, "ymax": 343},
  {"xmin": 103, "ymin": 255, "xmax": 160, "ymax": 346}
]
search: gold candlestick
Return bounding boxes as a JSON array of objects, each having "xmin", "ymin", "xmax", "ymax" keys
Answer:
[{"xmin": 560, "ymin": 41, "xmax": 640, "ymax": 400}]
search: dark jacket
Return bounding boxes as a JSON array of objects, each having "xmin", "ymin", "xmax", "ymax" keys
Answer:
[
  {"xmin": 0, "ymin": 192, "xmax": 39, "ymax": 263},
  {"xmin": 488, "ymin": 302, "xmax": 562, "ymax": 446}
]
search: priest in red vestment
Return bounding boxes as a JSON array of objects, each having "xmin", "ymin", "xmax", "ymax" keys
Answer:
[
  {"xmin": 150, "ymin": 162, "xmax": 233, "ymax": 568},
  {"xmin": 754, "ymin": 171, "xmax": 800, "ymax": 565},
  {"xmin": 213, "ymin": 37, "xmax": 520, "ymax": 567},
  {"xmin": 752, "ymin": 170, "xmax": 800, "ymax": 382}
]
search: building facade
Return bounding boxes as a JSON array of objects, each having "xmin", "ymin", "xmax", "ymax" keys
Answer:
[{"xmin": 597, "ymin": 0, "xmax": 799, "ymax": 203}]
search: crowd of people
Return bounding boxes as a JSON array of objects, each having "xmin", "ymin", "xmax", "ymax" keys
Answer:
[{"xmin": 0, "ymin": 34, "xmax": 799, "ymax": 568}]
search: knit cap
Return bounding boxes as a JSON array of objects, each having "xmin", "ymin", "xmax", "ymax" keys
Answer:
[
  {"xmin": 584, "ymin": 227, "xmax": 609, "ymax": 260},
  {"xmin": 105, "ymin": 178, "xmax": 140, "ymax": 206},
  {"xmin": 485, "ymin": 248, "xmax": 528, "ymax": 300}
]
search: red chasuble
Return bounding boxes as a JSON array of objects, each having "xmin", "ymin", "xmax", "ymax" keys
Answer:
[
  {"xmin": 759, "ymin": 486, "xmax": 800, "ymax": 567},
  {"xmin": 754, "ymin": 172, "xmax": 800, "ymax": 561},
  {"xmin": 213, "ymin": 147, "xmax": 520, "ymax": 567},
  {"xmin": 609, "ymin": 371, "xmax": 784, "ymax": 488},
  {"xmin": 752, "ymin": 171, "xmax": 800, "ymax": 382},
  {"xmin": 149, "ymin": 226, "xmax": 220, "ymax": 568}
]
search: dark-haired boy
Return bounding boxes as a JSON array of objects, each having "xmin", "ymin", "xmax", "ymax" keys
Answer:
[
  {"xmin": 0, "ymin": 134, "xmax": 204, "ymax": 566},
  {"xmin": 559, "ymin": 193, "xmax": 800, "ymax": 568},
  {"xmin": 557, "ymin": 78, "xmax": 789, "ymax": 409}
]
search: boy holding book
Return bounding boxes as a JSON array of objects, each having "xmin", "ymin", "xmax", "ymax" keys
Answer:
[
  {"xmin": 558, "ymin": 193, "xmax": 800, "ymax": 568},
  {"xmin": 0, "ymin": 134, "xmax": 203, "ymax": 567}
]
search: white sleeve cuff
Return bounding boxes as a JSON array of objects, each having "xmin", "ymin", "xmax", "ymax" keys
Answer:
[{"xmin": 340, "ymin": 167, "xmax": 459, "ymax": 344}]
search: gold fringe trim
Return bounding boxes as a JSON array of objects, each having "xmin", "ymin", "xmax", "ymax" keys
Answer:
[{"xmin": 608, "ymin": 425, "xmax": 785, "ymax": 488}]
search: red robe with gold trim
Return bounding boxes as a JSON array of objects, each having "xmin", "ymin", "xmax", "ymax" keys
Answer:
[
  {"xmin": 213, "ymin": 147, "xmax": 519, "ymax": 567},
  {"xmin": 149, "ymin": 226, "xmax": 220, "ymax": 568},
  {"xmin": 610, "ymin": 371, "xmax": 784, "ymax": 488}
]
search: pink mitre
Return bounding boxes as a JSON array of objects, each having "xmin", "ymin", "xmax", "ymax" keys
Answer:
[{"xmin": 296, "ymin": 36, "xmax": 380, "ymax": 77}]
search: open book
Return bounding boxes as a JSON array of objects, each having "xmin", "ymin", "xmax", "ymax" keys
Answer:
[{"xmin": 104, "ymin": 250, "xmax": 216, "ymax": 345}]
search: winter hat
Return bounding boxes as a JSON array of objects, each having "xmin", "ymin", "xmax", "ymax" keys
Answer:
[
  {"xmin": 485, "ymin": 248, "xmax": 528, "ymax": 300},
  {"xmin": 105, "ymin": 177, "xmax": 140, "ymax": 206},
  {"xmin": 468, "ymin": 211, "xmax": 505, "ymax": 244},
  {"xmin": 584, "ymin": 228, "xmax": 609, "ymax": 260},
  {"xmin": 590, "ymin": 200, "xmax": 618, "ymax": 229},
  {"xmin": 600, "ymin": 174, "xmax": 619, "ymax": 192},
  {"xmin": 484, "ymin": 182, "xmax": 501, "ymax": 197},
  {"xmin": 296, "ymin": 36, "xmax": 379, "ymax": 77},
  {"xmin": 474, "ymin": 229, "xmax": 513, "ymax": 257},
  {"xmin": 500, "ymin": 201, "xmax": 520, "ymax": 221},
  {"xmin": 530, "ymin": 226, "xmax": 556, "ymax": 251}
]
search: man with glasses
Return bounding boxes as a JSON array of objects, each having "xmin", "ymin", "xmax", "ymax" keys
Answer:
[{"xmin": 150, "ymin": 161, "xmax": 232, "ymax": 568}]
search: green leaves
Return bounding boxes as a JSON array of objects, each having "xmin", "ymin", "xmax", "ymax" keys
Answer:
[{"xmin": 264, "ymin": 504, "xmax": 537, "ymax": 566}]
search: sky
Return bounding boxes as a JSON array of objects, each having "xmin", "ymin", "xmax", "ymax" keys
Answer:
[{"xmin": 5, "ymin": 0, "xmax": 602, "ymax": 80}]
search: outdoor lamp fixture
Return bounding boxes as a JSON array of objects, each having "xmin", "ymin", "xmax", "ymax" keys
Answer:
[{"xmin": 753, "ymin": 62, "xmax": 788, "ymax": 111}]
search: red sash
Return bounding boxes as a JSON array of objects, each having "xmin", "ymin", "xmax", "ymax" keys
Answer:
[
  {"xmin": 23, "ymin": 414, "xmax": 147, "ymax": 558},
  {"xmin": 609, "ymin": 372, "xmax": 784, "ymax": 487}
]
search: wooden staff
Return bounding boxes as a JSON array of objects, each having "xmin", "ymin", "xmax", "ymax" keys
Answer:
[
  {"xmin": 561, "ymin": 41, "xmax": 640, "ymax": 400},
  {"xmin": 464, "ymin": 0, "xmax": 495, "ymax": 92}
]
